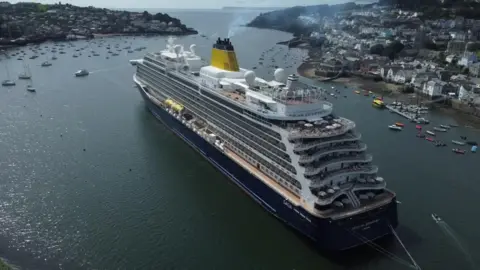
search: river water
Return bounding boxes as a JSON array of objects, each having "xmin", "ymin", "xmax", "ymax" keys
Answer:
[{"xmin": 0, "ymin": 9, "xmax": 479, "ymax": 270}]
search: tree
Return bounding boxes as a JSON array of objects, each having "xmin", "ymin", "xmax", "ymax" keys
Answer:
[{"xmin": 369, "ymin": 44, "xmax": 384, "ymax": 55}]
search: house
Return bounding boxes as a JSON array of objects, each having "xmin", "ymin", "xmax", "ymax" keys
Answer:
[
  {"xmin": 458, "ymin": 84, "xmax": 480, "ymax": 101},
  {"xmin": 411, "ymin": 71, "xmax": 437, "ymax": 89},
  {"xmin": 470, "ymin": 62, "xmax": 480, "ymax": 77},
  {"xmin": 393, "ymin": 69, "xmax": 414, "ymax": 84},
  {"xmin": 380, "ymin": 66, "xmax": 402, "ymax": 82},
  {"xmin": 422, "ymin": 79, "xmax": 448, "ymax": 97}
]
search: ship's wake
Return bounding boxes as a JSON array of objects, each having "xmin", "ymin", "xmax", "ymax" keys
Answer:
[
  {"xmin": 89, "ymin": 64, "xmax": 130, "ymax": 74},
  {"xmin": 434, "ymin": 218, "xmax": 477, "ymax": 270}
]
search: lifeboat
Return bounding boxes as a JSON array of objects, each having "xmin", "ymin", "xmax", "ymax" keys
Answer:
[
  {"xmin": 165, "ymin": 99, "xmax": 174, "ymax": 106},
  {"xmin": 172, "ymin": 103, "xmax": 184, "ymax": 112},
  {"xmin": 395, "ymin": 122, "xmax": 404, "ymax": 127}
]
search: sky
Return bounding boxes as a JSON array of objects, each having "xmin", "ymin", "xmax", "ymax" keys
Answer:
[{"xmin": 6, "ymin": 0, "xmax": 374, "ymax": 9}]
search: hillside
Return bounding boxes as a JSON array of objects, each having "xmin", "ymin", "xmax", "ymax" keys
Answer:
[{"xmin": 246, "ymin": 2, "xmax": 359, "ymax": 36}]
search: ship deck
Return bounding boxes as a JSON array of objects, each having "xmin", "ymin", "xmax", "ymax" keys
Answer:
[
  {"xmin": 224, "ymin": 147, "xmax": 394, "ymax": 219},
  {"xmin": 224, "ymin": 148, "xmax": 301, "ymax": 204}
]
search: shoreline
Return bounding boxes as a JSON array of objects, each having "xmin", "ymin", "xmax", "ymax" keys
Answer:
[
  {"xmin": 296, "ymin": 54, "xmax": 480, "ymax": 129},
  {"xmin": 0, "ymin": 31, "xmax": 197, "ymax": 51}
]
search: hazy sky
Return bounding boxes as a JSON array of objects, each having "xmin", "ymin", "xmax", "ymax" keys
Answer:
[{"xmin": 7, "ymin": 0, "xmax": 366, "ymax": 9}]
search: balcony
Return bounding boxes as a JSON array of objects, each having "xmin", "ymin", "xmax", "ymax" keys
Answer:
[
  {"xmin": 310, "ymin": 165, "xmax": 379, "ymax": 188},
  {"xmin": 299, "ymin": 142, "xmax": 367, "ymax": 164},
  {"xmin": 288, "ymin": 117, "xmax": 355, "ymax": 140},
  {"xmin": 293, "ymin": 132, "xmax": 361, "ymax": 152},
  {"xmin": 304, "ymin": 154, "xmax": 372, "ymax": 177}
]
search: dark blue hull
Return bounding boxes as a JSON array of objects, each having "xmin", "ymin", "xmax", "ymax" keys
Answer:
[{"xmin": 135, "ymin": 81, "xmax": 399, "ymax": 251}]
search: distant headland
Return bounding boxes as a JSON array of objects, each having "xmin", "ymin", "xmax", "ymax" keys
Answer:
[{"xmin": 0, "ymin": 2, "xmax": 197, "ymax": 47}]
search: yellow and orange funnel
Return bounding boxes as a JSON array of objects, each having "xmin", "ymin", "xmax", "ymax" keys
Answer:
[{"xmin": 210, "ymin": 38, "xmax": 239, "ymax": 72}]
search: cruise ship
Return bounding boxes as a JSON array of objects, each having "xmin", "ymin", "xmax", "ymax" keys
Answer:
[{"xmin": 132, "ymin": 37, "xmax": 399, "ymax": 251}]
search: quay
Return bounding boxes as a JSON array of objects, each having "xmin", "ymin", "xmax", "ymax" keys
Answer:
[{"xmin": 386, "ymin": 104, "xmax": 429, "ymax": 124}]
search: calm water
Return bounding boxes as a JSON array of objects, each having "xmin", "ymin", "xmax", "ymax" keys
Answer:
[{"xmin": 0, "ymin": 10, "xmax": 479, "ymax": 270}]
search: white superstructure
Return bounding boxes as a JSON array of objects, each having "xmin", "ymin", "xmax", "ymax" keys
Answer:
[{"xmin": 134, "ymin": 37, "xmax": 393, "ymax": 218}]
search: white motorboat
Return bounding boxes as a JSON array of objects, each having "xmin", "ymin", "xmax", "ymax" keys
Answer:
[
  {"xmin": 388, "ymin": 125, "xmax": 402, "ymax": 131},
  {"xmin": 2, "ymin": 80, "xmax": 15, "ymax": 86},
  {"xmin": 26, "ymin": 85, "xmax": 36, "ymax": 92},
  {"xmin": 75, "ymin": 69, "xmax": 89, "ymax": 77}
]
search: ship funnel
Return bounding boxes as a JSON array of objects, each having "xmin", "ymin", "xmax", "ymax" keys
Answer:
[{"xmin": 210, "ymin": 37, "xmax": 239, "ymax": 72}]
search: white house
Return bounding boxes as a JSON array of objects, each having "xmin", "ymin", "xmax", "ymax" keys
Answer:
[
  {"xmin": 393, "ymin": 69, "xmax": 414, "ymax": 84},
  {"xmin": 423, "ymin": 79, "xmax": 446, "ymax": 97}
]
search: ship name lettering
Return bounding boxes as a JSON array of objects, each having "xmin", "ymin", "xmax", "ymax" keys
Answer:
[
  {"xmin": 283, "ymin": 199, "xmax": 292, "ymax": 209},
  {"xmin": 351, "ymin": 219, "xmax": 379, "ymax": 230}
]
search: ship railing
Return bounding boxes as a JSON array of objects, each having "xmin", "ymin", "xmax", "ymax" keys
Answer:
[
  {"xmin": 304, "ymin": 154, "xmax": 372, "ymax": 176},
  {"xmin": 288, "ymin": 118, "xmax": 355, "ymax": 140},
  {"xmin": 293, "ymin": 132, "xmax": 361, "ymax": 152},
  {"xmin": 299, "ymin": 142, "xmax": 367, "ymax": 164},
  {"xmin": 353, "ymin": 180, "xmax": 386, "ymax": 190},
  {"xmin": 309, "ymin": 165, "xmax": 379, "ymax": 188}
]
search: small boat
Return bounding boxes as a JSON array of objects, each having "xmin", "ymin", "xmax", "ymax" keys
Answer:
[
  {"xmin": 460, "ymin": 136, "xmax": 467, "ymax": 140},
  {"xmin": 452, "ymin": 140, "xmax": 466, "ymax": 145},
  {"xmin": 415, "ymin": 125, "xmax": 422, "ymax": 130},
  {"xmin": 75, "ymin": 69, "xmax": 89, "ymax": 77},
  {"xmin": 449, "ymin": 124, "xmax": 459, "ymax": 127},
  {"xmin": 466, "ymin": 141, "xmax": 478, "ymax": 146},
  {"xmin": 41, "ymin": 61, "xmax": 52, "ymax": 67},
  {"xmin": 395, "ymin": 122, "xmax": 404, "ymax": 127},
  {"xmin": 2, "ymin": 80, "xmax": 15, "ymax": 86},
  {"xmin": 426, "ymin": 130, "xmax": 435, "ymax": 136},
  {"xmin": 433, "ymin": 127, "xmax": 447, "ymax": 132},
  {"xmin": 417, "ymin": 118, "xmax": 429, "ymax": 124},
  {"xmin": 472, "ymin": 145, "xmax": 478, "ymax": 153},
  {"xmin": 354, "ymin": 90, "xmax": 360, "ymax": 94},
  {"xmin": 425, "ymin": 137, "xmax": 434, "ymax": 142},
  {"xmin": 439, "ymin": 125, "xmax": 451, "ymax": 129},
  {"xmin": 432, "ymin": 213, "xmax": 442, "ymax": 223},
  {"xmin": 51, "ymin": 56, "xmax": 57, "ymax": 60},
  {"xmin": 26, "ymin": 85, "xmax": 36, "ymax": 92},
  {"xmin": 435, "ymin": 141, "xmax": 446, "ymax": 147},
  {"xmin": 18, "ymin": 73, "xmax": 31, "ymax": 79},
  {"xmin": 388, "ymin": 125, "xmax": 402, "ymax": 131},
  {"xmin": 416, "ymin": 133, "xmax": 425, "ymax": 138},
  {"xmin": 452, "ymin": 148, "xmax": 466, "ymax": 154},
  {"xmin": 372, "ymin": 98, "xmax": 385, "ymax": 108}
]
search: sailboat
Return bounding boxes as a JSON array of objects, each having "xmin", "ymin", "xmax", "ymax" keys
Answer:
[
  {"xmin": 2, "ymin": 61, "xmax": 16, "ymax": 86},
  {"xmin": 18, "ymin": 61, "xmax": 32, "ymax": 80},
  {"xmin": 26, "ymin": 76, "xmax": 36, "ymax": 92}
]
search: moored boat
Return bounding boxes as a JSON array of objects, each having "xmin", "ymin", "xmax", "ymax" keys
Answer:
[
  {"xmin": 439, "ymin": 125, "xmax": 450, "ymax": 129},
  {"xmin": 415, "ymin": 125, "xmax": 422, "ymax": 130},
  {"xmin": 425, "ymin": 137, "xmax": 434, "ymax": 142},
  {"xmin": 433, "ymin": 127, "xmax": 447, "ymax": 132},
  {"xmin": 426, "ymin": 130, "xmax": 435, "ymax": 136},
  {"xmin": 395, "ymin": 122, "xmax": 404, "ymax": 127},
  {"xmin": 452, "ymin": 140, "xmax": 466, "ymax": 145},
  {"xmin": 372, "ymin": 98, "xmax": 385, "ymax": 108},
  {"xmin": 416, "ymin": 133, "xmax": 425, "ymax": 138},
  {"xmin": 388, "ymin": 124, "xmax": 402, "ymax": 131},
  {"xmin": 452, "ymin": 148, "xmax": 466, "ymax": 154}
]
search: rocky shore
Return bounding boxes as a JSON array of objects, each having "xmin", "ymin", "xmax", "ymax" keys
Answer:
[{"xmin": 0, "ymin": 2, "xmax": 197, "ymax": 48}]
